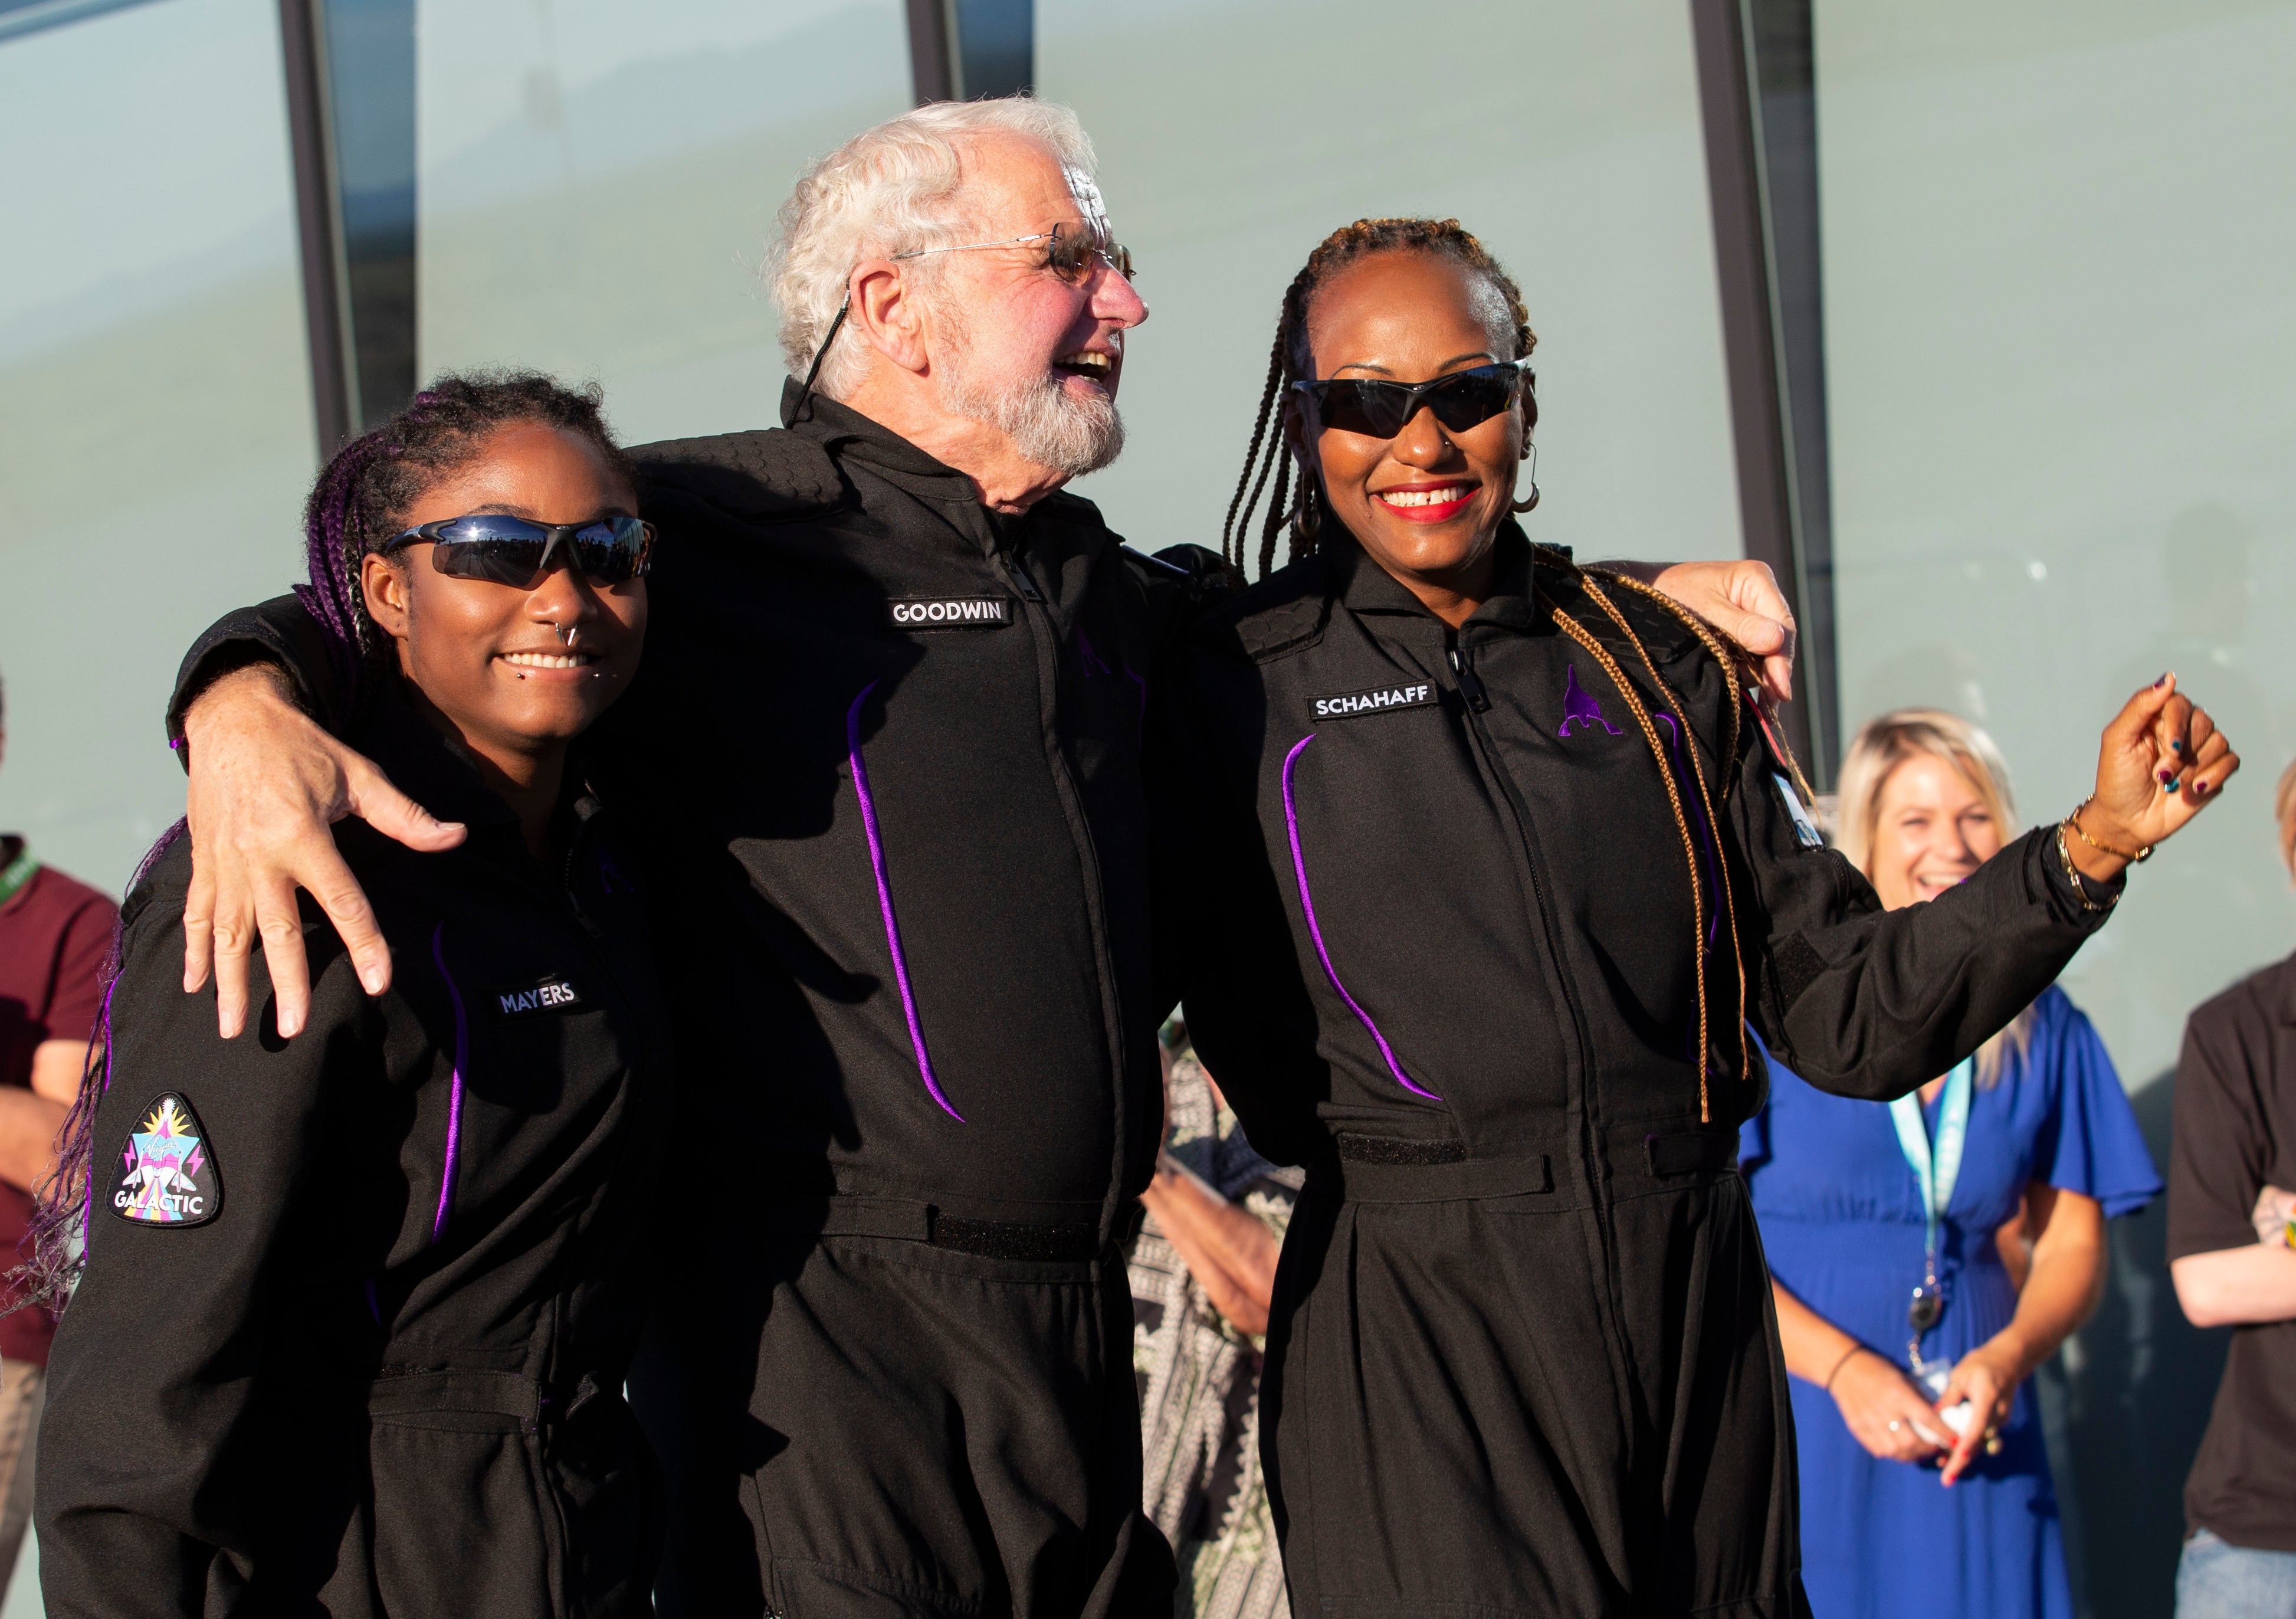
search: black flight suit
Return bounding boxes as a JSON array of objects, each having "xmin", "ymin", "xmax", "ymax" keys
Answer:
[
  {"xmin": 163, "ymin": 381, "xmax": 1182, "ymax": 1618},
  {"xmin": 38, "ymin": 682, "xmax": 671, "ymax": 1617},
  {"xmin": 1152, "ymin": 529, "xmax": 2120, "ymax": 1618}
]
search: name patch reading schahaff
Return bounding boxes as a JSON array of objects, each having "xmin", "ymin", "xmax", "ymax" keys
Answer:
[
  {"xmin": 1311, "ymin": 682, "xmax": 1438, "ymax": 720},
  {"xmin": 886, "ymin": 597, "xmax": 1012, "ymax": 630}
]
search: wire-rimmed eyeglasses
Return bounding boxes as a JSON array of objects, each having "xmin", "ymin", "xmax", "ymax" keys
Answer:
[{"xmin": 892, "ymin": 222, "xmax": 1136, "ymax": 284}]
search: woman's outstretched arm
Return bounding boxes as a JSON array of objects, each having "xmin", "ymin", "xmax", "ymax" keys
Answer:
[{"xmin": 1733, "ymin": 677, "xmax": 2236, "ymax": 1102}]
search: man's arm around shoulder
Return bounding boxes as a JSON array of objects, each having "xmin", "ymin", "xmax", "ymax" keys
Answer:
[{"xmin": 177, "ymin": 649, "xmax": 461, "ymax": 1041}]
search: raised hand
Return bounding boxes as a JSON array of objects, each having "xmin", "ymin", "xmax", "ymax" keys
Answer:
[
  {"xmin": 182, "ymin": 666, "xmax": 465, "ymax": 1038},
  {"xmin": 2067, "ymin": 674, "xmax": 2239, "ymax": 881},
  {"xmin": 1641, "ymin": 559, "xmax": 1799, "ymax": 704}
]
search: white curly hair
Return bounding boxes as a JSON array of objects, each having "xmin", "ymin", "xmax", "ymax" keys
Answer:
[{"xmin": 772, "ymin": 97, "xmax": 1100, "ymax": 401}]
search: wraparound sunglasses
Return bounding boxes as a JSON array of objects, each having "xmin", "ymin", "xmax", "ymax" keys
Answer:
[
  {"xmin": 382, "ymin": 513, "xmax": 655, "ymax": 588},
  {"xmin": 1293, "ymin": 360, "xmax": 1534, "ymax": 440}
]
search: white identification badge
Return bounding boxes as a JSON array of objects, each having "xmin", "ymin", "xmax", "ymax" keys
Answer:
[{"xmin": 1775, "ymin": 772, "xmax": 1824, "ymax": 849}]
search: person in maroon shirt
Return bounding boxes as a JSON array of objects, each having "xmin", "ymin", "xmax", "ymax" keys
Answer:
[{"xmin": 0, "ymin": 669, "xmax": 118, "ymax": 1587}]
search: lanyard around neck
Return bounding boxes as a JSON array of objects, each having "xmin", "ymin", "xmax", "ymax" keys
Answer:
[
  {"xmin": 1888, "ymin": 1057, "xmax": 1974, "ymax": 1261},
  {"xmin": 0, "ymin": 844, "xmax": 38, "ymax": 910}
]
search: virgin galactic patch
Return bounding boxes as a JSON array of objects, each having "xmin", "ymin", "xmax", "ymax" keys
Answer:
[{"xmin": 109, "ymin": 1093, "xmax": 222, "ymax": 1228}]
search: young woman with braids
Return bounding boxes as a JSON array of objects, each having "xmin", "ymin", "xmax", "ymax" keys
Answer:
[
  {"xmin": 1152, "ymin": 218, "xmax": 2239, "ymax": 1615},
  {"xmin": 31, "ymin": 373, "xmax": 672, "ymax": 1618}
]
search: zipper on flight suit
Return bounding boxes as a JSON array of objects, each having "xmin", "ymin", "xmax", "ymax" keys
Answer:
[
  {"xmin": 1003, "ymin": 552, "xmax": 1047, "ymax": 602},
  {"xmin": 995, "ymin": 533, "xmax": 1132, "ymax": 1246},
  {"xmin": 1447, "ymin": 645, "xmax": 1491, "ymax": 712},
  {"xmin": 1441, "ymin": 628, "xmax": 1641, "ymax": 1462}
]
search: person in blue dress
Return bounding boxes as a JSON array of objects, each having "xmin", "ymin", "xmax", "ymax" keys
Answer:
[{"xmin": 1741, "ymin": 710, "xmax": 2162, "ymax": 1619}]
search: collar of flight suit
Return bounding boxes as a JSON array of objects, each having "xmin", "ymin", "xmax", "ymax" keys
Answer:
[
  {"xmin": 1323, "ymin": 519, "xmax": 1560, "ymax": 641},
  {"xmin": 776, "ymin": 376, "xmax": 1060, "ymax": 572},
  {"xmin": 779, "ymin": 378, "xmax": 993, "ymax": 510},
  {"xmin": 350, "ymin": 677, "xmax": 606, "ymax": 853}
]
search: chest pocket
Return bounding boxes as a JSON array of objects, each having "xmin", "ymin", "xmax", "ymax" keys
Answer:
[
  {"xmin": 488, "ymin": 974, "xmax": 587, "ymax": 1023},
  {"xmin": 427, "ymin": 925, "xmax": 622, "ymax": 1247}
]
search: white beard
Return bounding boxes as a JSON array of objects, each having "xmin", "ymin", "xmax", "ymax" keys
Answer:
[{"xmin": 931, "ymin": 306, "xmax": 1125, "ymax": 480}]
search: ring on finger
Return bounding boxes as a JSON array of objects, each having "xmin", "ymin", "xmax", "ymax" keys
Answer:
[{"xmin": 1887, "ymin": 1420, "xmax": 1903, "ymax": 1433}]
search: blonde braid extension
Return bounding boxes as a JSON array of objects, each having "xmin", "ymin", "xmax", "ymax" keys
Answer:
[
  {"xmin": 1578, "ymin": 575, "xmax": 1753, "ymax": 1099},
  {"xmin": 1545, "ymin": 608, "xmax": 1720, "ymax": 1120},
  {"xmin": 1221, "ymin": 218, "xmax": 1538, "ymax": 581}
]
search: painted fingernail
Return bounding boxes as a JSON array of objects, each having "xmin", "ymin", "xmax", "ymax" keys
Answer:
[
  {"xmin": 2157, "ymin": 768, "xmax": 2174, "ymax": 783},
  {"xmin": 2190, "ymin": 779, "xmax": 2207, "ymax": 797},
  {"xmin": 2154, "ymin": 673, "xmax": 2168, "ymax": 687},
  {"xmin": 2170, "ymin": 739, "xmax": 2186, "ymax": 754},
  {"xmin": 2165, "ymin": 778, "xmax": 2182, "ymax": 794}
]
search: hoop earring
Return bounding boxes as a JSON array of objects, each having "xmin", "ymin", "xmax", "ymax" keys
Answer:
[
  {"xmin": 1291, "ymin": 468, "xmax": 1321, "ymax": 542},
  {"xmin": 1511, "ymin": 441, "xmax": 1540, "ymax": 513}
]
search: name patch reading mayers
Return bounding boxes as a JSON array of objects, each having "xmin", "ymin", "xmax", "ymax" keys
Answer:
[
  {"xmin": 886, "ymin": 597, "xmax": 1012, "ymax": 631},
  {"xmin": 110, "ymin": 1093, "xmax": 221, "ymax": 1227},
  {"xmin": 496, "ymin": 975, "xmax": 585, "ymax": 1021},
  {"xmin": 1311, "ymin": 682, "xmax": 1437, "ymax": 720}
]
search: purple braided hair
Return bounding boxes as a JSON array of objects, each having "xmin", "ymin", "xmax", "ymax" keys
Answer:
[
  {"xmin": 14, "ymin": 369, "xmax": 632, "ymax": 1311},
  {"xmin": 15, "ymin": 818, "xmax": 185, "ymax": 1311}
]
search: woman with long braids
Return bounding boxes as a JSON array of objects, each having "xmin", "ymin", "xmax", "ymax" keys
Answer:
[
  {"xmin": 31, "ymin": 373, "xmax": 671, "ymax": 1618},
  {"xmin": 1153, "ymin": 219, "xmax": 2238, "ymax": 1615}
]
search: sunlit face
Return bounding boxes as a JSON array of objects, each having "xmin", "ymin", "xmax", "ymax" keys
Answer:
[
  {"xmin": 361, "ymin": 422, "xmax": 646, "ymax": 765},
  {"xmin": 1868, "ymin": 752, "xmax": 2005, "ymax": 910},
  {"xmin": 1290, "ymin": 251, "xmax": 1527, "ymax": 605},
  {"xmin": 919, "ymin": 134, "xmax": 1148, "ymax": 475}
]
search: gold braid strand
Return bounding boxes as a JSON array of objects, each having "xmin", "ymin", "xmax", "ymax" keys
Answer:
[
  {"xmin": 1579, "ymin": 576, "xmax": 1754, "ymax": 1098},
  {"xmin": 1549, "ymin": 605, "xmax": 1715, "ymax": 1122}
]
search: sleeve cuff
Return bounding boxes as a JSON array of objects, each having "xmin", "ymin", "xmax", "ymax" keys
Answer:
[{"xmin": 165, "ymin": 597, "xmax": 337, "ymax": 769}]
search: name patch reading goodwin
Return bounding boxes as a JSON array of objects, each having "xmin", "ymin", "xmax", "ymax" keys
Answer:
[
  {"xmin": 1311, "ymin": 682, "xmax": 1437, "ymax": 720},
  {"xmin": 887, "ymin": 597, "xmax": 1012, "ymax": 630}
]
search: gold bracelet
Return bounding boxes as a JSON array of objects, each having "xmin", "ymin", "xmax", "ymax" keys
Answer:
[
  {"xmin": 2054, "ymin": 824, "xmax": 2117, "ymax": 913},
  {"xmin": 2069, "ymin": 798, "xmax": 2153, "ymax": 863}
]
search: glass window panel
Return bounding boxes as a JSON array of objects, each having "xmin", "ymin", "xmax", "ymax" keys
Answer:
[
  {"xmin": 1819, "ymin": 12, "xmax": 2296, "ymax": 1608},
  {"xmin": 415, "ymin": 0, "xmax": 911, "ymax": 446},
  {"xmin": 0, "ymin": 0, "xmax": 314, "ymax": 894},
  {"xmin": 1037, "ymin": 0, "xmax": 1740, "ymax": 571},
  {"xmin": 1818, "ymin": 1, "xmax": 2296, "ymax": 1093}
]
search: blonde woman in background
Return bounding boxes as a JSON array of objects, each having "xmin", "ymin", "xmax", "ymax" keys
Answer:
[{"xmin": 1739, "ymin": 710, "xmax": 2162, "ymax": 1619}]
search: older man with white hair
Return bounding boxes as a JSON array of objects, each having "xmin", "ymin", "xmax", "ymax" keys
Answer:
[{"xmin": 162, "ymin": 97, "xmax": 1796, "ymax": 1617}]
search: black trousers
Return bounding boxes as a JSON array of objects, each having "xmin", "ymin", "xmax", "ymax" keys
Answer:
[{"xmin": 638, "ymin": 1227, "xmax": 1173, "ymax": 1618}]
